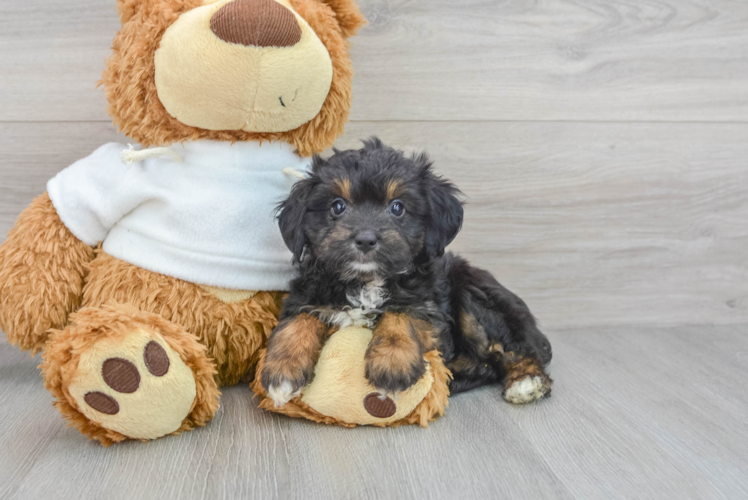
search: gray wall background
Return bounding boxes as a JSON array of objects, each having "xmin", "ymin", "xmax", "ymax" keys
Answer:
[{"xmin": 2, "ymin": 0, "xmax": 746, "ymax": 340}]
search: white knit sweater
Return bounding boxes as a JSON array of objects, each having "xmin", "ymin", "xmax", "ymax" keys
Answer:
[{"xmin": 47, "ymin": 140, "xmax": 310, "ymax": 291}]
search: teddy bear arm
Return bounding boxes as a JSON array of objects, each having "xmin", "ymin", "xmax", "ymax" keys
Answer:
[{"xmin": 0, "ymin": 192, "xmax": 94, "ymax": 353}]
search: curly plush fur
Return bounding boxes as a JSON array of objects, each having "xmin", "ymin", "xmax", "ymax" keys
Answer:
[
  {"xmin": 82, "ymin": 251, "xmax": 284, "ymax": 387},
  {"xmin": 104, "ymin": 0, "xmax": 365, "ymax": 156},
  {"xmin": 0, "ymin": 193, "xmax": 94, "ymax": 353}
]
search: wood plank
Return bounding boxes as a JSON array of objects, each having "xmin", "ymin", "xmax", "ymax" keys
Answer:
[
  {"xmin": 504, "ymin": 324, "xmax": 748, "ymax": 499},
  {"xmin": 0, "ymin": 122, "xmax": 126, "ymax": 236},
  {"xmin": 1, "ymin": 121, "xmax": 746, "ymax": 333},
  {"xmin": 0, "ymin": 349, "xmax": 63, "ymax": 498},
  {"xmin": 0, "ymin": 342, "xmax": 570, "ymax": 500},
  {"xmin": 2, "ymin": 325, "xmax": 748, "ymax": 499},
  {"xmin": 351, "ymin": 0, "xmax": 748, "ymax": 122},
  {"xmin": 0, "ymin": 0, "xmax": 118, "ymax": 122},
  {"xmin": 1, "ymin": 0, "xmax": 748, "ymax": 122}
]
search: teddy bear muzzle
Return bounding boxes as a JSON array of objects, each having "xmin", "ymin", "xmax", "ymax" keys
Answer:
[{"xmin": 154, "ymin": 0, "xmax": 335, "ymax": 134}]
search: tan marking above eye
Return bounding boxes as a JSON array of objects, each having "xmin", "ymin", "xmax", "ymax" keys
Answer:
[
  {"xmin": 386, "ymin": 180, "xmax": 402, "ymax": 200},
  {"xmin": 333, "ymin": 178, "xmax": 352, "ymax": 200}
]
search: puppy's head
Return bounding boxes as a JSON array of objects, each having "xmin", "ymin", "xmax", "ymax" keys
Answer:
[{"xmin": 278, "ymin": 138, "xmax": 463, "ymax": 278}]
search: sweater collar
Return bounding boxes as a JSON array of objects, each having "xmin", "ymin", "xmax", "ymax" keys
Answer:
[{"xmin": 167, "ymin": 140, "xmax": 302, "ymax": 171}]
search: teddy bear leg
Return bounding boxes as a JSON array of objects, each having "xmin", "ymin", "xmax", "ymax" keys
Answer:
[
  {"xmin": 41, "ymin": 304, "xmax": 220, "ymax": 446},
  {"xmin": 501, "ymin": 352, "xmax": 553, "ymax": 404}
]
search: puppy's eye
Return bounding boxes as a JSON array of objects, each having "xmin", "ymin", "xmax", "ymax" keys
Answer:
[
  {"xmin": 331, "ymin": 198, "xmax": 347, "ymax": 216},
  {"xmin": 389, "ymin": 200, "xmax": 405, "ymax": 217}
]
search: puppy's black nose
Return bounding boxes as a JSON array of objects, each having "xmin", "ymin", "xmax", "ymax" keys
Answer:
[{"xmin": 354, "ymin": 231, "xmax": 378, "ymax": 253}]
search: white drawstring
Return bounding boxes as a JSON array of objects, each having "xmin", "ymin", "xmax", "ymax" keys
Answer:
[
  {"xmin": 282, "ymin": 167, "xmax": 307, "ymax": 181},
  {"xmin": 121, "ymin": 144, "xmax": 183, "ymax": 168},
  {"xmin": 122, "ymin": 145, "xmax": 306, "ymax": 183}
]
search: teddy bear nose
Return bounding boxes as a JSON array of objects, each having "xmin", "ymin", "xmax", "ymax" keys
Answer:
[{"xmin": 210, "ymin": 0, "xmax": 303, "ymax": 48}]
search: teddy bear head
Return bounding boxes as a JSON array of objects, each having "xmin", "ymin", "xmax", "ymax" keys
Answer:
[{"xmin": 103, "ymin": 0, "xmax": 365, "ymax": 156}]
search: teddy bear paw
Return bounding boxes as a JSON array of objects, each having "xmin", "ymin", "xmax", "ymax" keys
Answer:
[{"xmin": 67, "ymin": 329, "xmax": 198, "ymax": 440}]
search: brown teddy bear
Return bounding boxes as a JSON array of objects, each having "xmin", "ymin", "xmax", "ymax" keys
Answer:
[{"xmin": 0, "ymin": 0, "xmax": 368, "ymax": 446}]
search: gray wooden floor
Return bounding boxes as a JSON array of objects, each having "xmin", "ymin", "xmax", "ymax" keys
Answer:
[
  {"xmin": 1, "ymin": 0, "xmax": 747, "ymax": 498},
  {"xmin": 2, "ymin": 325, "xmax": 747, "ymax": 500}
]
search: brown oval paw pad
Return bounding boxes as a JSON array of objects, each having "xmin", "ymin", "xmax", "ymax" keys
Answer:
[
  {"xmin": 363, "ymin": 393, "xmax": 397, "ymax": 418},
  {"xmin": 144, "ymin": 341, "xmax": 170, "ymax": 377},
  {"xmin": 102, "ymin": 358, "xmax": 141, "ymax": 393},
  {"xmin": 84, "ymin": 392, "xmax": 120, "ymax": 415}
]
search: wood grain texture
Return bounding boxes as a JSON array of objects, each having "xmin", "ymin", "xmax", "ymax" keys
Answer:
[
  {"xmin": 1, "ymin": 0, "xmax": 748, "ymax": 122},
  {"xmin": 1, "ymin": 0, "xmax": 747, "ymax": 497},
  {"xmin": 0, "ymin": 122, "xmax": 125, "ymax": 232},
  {"xmin": 1, "ymin": 325, "xmax": 747, "ymax": 500},
  {"xmin": 0, "ymin": 0, "xmax": 118, "ymax": 122},
  {"xmin": 1, "ymin": 121, "xmax": 745, "ymax": 330},
  {"xmin": 351, "ymin": 0, "xmax": 748, "ymax": 121}
]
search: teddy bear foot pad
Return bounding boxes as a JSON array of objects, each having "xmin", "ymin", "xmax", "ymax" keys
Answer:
[
  {"xmin": 66, "ymin": 329, "xmax": 197, "ymax": 440},
  {"xmin": 42, "ymin": 305, "xmax": 220, "ymax": 445}
]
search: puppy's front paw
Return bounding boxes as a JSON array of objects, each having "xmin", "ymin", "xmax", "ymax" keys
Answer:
[
  {"xmin": 365, "ymin": 342, "xmax": 426, "ymax": 395},
  {"xmin": 261, "ymin": 359, "xmax": 314, "ymax": 407},
  {"xmin": 266, "ymin": 379, "xmax": 299, "ymax": 407}
]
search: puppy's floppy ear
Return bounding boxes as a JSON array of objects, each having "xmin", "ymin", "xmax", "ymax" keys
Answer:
[
  {"xmin": 277, "ymin": 161, "xmax": 320, "ymax": 263},
  {"xmin": 318, "ymin": 0, "xmax": 367, "ymax": 38},
  {"xmin": 416, "ymin": 153, "xmax": 464, "ymax": 258}
]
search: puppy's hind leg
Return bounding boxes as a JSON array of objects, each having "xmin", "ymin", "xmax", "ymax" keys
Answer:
[
  {"xmin": 447, "ymin": 329, "xmax": 552, "ymax": 403},
  {"xmin": 446, "ymin": 254, "xmax": 553, "ymax": 403},
  {"xmin": 501, "ymin": 352, "xmax": 552, "ymax": 404},
  {"xmin": 446, "ymin": 349, "xmax": 505, "ymax": 395}
]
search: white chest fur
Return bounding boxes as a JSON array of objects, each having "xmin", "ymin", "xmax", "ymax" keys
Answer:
[{"xmin": 318, "ymin": 277, "xmax": 387, "ymax": 329}]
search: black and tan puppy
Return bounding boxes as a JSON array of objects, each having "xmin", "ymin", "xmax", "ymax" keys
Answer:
[{"xmin": 262, "ymin": 138, "xmax": 553, "ymax": 406}]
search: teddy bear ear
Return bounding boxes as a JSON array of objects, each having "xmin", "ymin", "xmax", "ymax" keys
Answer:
[
  {"xmin": 318, "ymin": 0, "xmax": 367, "ymax": 38},
  {"xmin": 116, "ymin": 0, "xmax": 148, "ymax": 24}
]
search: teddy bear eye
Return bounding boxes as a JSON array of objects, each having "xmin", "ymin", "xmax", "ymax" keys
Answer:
[
  {"xmin": 389, "ymin": 200, "xmax": 405, "ymax": 217},
  {"xmin": 331, "ymin": 198, "xmax": 347, "ymax": 216}
]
